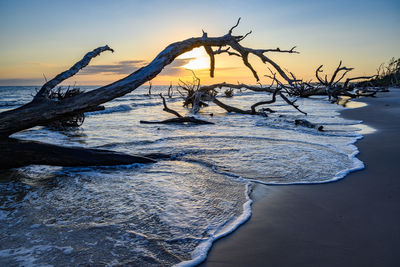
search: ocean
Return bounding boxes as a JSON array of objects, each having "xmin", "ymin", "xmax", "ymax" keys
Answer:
[{"xmin": 0, "ymin": 85, "xmax": 365, "ymax": 266}]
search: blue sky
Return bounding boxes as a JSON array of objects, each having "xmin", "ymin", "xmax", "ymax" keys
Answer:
[{"xmin": 0, "ymin": 0, "xmax": 399, "ymax": 85}]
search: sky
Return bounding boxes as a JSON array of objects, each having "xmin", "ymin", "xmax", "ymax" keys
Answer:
[{"xmin": 0, "ymin": 0, "xmax": 399, "ymax": 86}]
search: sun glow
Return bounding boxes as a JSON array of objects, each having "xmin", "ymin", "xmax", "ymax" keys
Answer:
[
  {"xmin": 183, "ymin": 57, "xmax": 209, "ymax": 70},
  {"xmin": 178, "ymin": 47, "xmax": 210, "ymax": 70}
]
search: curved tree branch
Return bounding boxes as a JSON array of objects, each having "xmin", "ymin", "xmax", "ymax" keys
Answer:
[
  {"xmin": 34, "ymin": 45, "xmax": 114, "ymax": 100},
  {"xmin": 160, "ymin": 93, "xmax": 182, "ymax": 118},
  {"xmin": 343, "ymin": 75, "xmax": 377, "ymax": 88},
  {"xmin": 250, "ymin": 87, "xmax": 281, "ymax": 113},
  {"xmin": 315, "ymin": 65, "xmax": 327, "ymax": 86}
]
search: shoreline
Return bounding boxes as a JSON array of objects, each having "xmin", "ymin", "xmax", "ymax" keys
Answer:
[{"xmin": 200, "ymin": 88, "xmax": 400, "ymax": 266}]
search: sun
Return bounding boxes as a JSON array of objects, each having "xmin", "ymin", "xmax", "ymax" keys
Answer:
[{"xmin": 178, "ymin": 47, "xmax": 210, "ymax": 70}]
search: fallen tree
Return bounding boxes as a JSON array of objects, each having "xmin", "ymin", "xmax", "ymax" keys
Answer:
[
  {"xmin": 261, "ymin": 61, "xmax": 378, "ymax": 100},
  {"xmin": 188, "ymin": 82, "xmax": 306, "ymax": 115},
  {"xmin": 174, "ymin": 69, "xmax": 306, "ymax": 116},
  {"xmin": 314, "ymin": 61, "xmax": 377, "ymax": 100},
  {"xmin": 0, "ymin": 18, "xmax": 300, "ymax": 169}
]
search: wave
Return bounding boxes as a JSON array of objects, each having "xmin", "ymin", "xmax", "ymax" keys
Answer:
[
  {"xmin": 87, "ymin": 100, "xmax": 173, "ymax": 116},
  {"xmin": 175, "ymin": 183, "xmax": 253, "ymax": 267},
  {"xmin": 87, "ymin": 104, "xmax": 135, "ymax": 115}
]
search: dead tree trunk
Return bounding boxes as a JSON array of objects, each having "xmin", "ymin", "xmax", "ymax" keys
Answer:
[
  {"xmin": 0, "ymin": 138, "xmax": 159, "ymax": 170},
  {"xmin": 0, "ymin": 18, "xmax": 299, "ymax": 169}
]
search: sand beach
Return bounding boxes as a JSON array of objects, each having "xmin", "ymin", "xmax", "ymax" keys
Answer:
[{"xmin": 202, "ymin": 88, "xmax": 400, "ymax": 266}]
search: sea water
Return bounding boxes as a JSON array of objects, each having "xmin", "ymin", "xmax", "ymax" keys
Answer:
[{"xmin": 0, "ymin": 86, "xmax": 365, "ymax": 266}]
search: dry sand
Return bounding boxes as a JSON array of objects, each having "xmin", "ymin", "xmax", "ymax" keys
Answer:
[{"xmin": 200, "ymin": 88, "xmax": 400, "ymax": 267}]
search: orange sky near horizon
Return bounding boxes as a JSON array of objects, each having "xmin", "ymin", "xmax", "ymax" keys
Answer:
[
  {"xmin": 0, "ymin": 37, "xmax": 394, "ymax": 87},
  {"xmin": 5, "ymin": 45, "xmax": 383, "ymax": 87}
]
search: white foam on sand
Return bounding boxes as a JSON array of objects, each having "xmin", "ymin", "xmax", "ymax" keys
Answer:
[
  {"xmin": 175, "ymin": 99, "xmax": 370, "ymax": 266},
  {"xmin": 174, "ymin": 183, "xmax": 253, "ymax": 267}
]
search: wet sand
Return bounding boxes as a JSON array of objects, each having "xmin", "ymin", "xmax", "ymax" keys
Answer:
[{"xmin": 201, "ymin": 88, "xmax": 400, "ymax": 266}]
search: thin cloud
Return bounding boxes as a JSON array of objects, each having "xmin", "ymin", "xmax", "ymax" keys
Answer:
[
  {"xmin": 0, "ymin": 78, "xmax": 44, "ymax": 86},
  {"xmin": 78, "ymin": 58, "xmax": 194, "ymax": 77},
  {"xmin": 159, "ymin": 58, "xmax": 194, "ymax": 76},
  {"xmin": 190, "ymin": 67, "xmax": 241, "ymax": 75},
  {"xmin": 0, "ymin": 62, "xmax": 241, "ymax": 86},
  {"xmin": 79, "ymin": 60, "xmax": 148, "ymax": 75}
]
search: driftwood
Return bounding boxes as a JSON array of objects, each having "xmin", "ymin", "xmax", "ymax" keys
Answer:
[
  {"xmin": 314, "ymin": 61, "xmax": 376, "ymax": 100},
  {"xmin": 210, "ymin": 86, "xmax": 281, "ymax": 115},
  {"xmin": 212, "ymin": 98, "xmax": 258, "ymax": 115},
  {"xmin": 261, "ymin": 60, "xmax": 377, "ymax": 100},
  {"xmin": 199, "ymin": 82, "xmax": 275, "ymax": 93},
  {"xmin": 167, "ymin": 82, "xmax": 173, "ymax": 98},
  {"xmin": 295, "ymin": 119, "xmax": 324, "ymax": 131},
  {"xmin": 177, "ymin": 78, "xmax": 307, "ymax": 116},
  {"xmin": 177, "ymin": 71, "xmax": 210, "ymax": 112},
  {"xmin": 140, "ymin": 117, "xmax": 213, "ymax": 125},
  {"xmin": 145, "ymin": 81, "xmax": 152, "ymax": 96},
  {"xmin": 0, "ymin": 18, "xmax": 300, "ymax": 169},
  {"xmin": 0, "ymin": 138, "xmax": 157, "ymax": 170},
  {"xmin": 224, "ymin": 88, "xmax": 234, "ymax": 97},
  {"xmin": 140, "ymin": 94, "xmax": 213, "ymax": 125}
]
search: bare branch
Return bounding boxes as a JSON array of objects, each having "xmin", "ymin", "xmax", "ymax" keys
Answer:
[
  {"xmin": 167, "ymin": 82, "xmax": 173, "ymax": 98},
  {"xmin": 34, "ymin": 45, "xmax": 114, "ymax": 100},
  {"xmin": 250, "ymin": 87, "xmax": 282, "ymax": 113},
  {"xmin": 238, "ymin": 30, "xmax": 252, "ymax": 41},
  {"xmin": 202, "ymin": 31, "xmax": 216, "ymax": 78},
  {"xmin": 146, "ymin": 81, "xmax": 152, "ymax": 96},
  {"xmin": 279, "ymin": 92, "xmax": 307, "ymax": 115},
  {"xmin": 212, "ymin": 47, "xmax": 241, "ymax": 57},
  {"xmin": 329, "ymin": 61, "xmax": 353, "ymax": 86},
  {"xmin": 228, "ymin": 17, "xmax": 241, "ymax": 35},
  {"xmin": 332, "ymin": 68, "xmax": 353, "ymax": 87},
  {"xmin": 159, "ymin": 93, "xmax": 182, "ymax": 118},
  {"xmin": 204, "ymin": 45, "xmax": 215, "ymax": 77},
  {"xmin": 315, "ymin": 65, "xmax": 327, "ymax": 85},
  {"xmin": 343, "ymin": 75, "xmax": 377, "ymax": 88},
  {"xmin": 237, "ymin": 46, "xmax": 299, "ymax": 83},
  {"xmin": 260, "ymin": 46, "xmax": 299, "ymax": 54},
  {"xmin": 212, "ymin": 98, "xmax": 254, "ymax": 115},
  {"xmin": 199, "ymin": 82, "xmax": 275, "ymax": 93}
]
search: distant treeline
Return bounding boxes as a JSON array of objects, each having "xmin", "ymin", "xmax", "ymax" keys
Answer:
[{"xmin": 358, "ymin": 57, "xmax": 400, "ymax": 87}]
